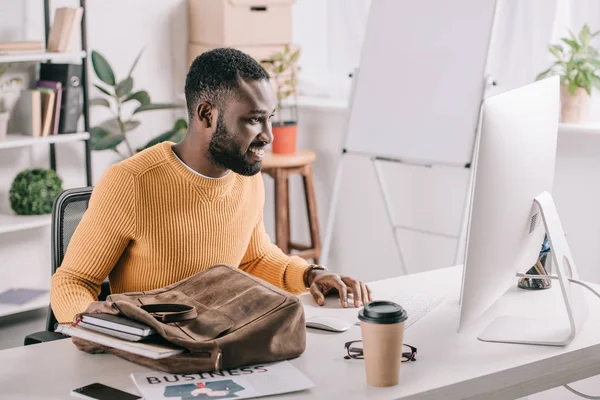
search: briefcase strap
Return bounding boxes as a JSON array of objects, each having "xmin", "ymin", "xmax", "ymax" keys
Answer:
[{"xmin": 140, "ymin": 303, "xmax": 197, "ymax": 323}]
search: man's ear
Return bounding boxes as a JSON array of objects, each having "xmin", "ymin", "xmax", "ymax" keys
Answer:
[{"xmin": 196, "ymin": 102, "xmax": 217, "ymax": 128}]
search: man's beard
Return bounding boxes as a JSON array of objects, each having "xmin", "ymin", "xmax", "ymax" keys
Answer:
[{"xmin": 207, "ymin": 114, "xmax": 263, "ymax": 176}]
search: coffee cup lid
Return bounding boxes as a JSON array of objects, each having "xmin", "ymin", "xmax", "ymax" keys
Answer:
[{"xmin": 358, "ymin": 301, "xmax": 408, "ymax": 324}]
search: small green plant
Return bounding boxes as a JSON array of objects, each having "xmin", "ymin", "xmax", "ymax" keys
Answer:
[
  {"xmin": 90, "ymin": 50, "xmax": 185, "ymax": 158},
  {"xmin": 536, "ymin": 24, "xmax": 600, "ymax": 95},
  {"xmin": 9, "ymin": 169, "xmax": 63, "ymax": 215},
  {"xmin": 260, "ymin": 45, "xmax": 300, "ymax": 124}
]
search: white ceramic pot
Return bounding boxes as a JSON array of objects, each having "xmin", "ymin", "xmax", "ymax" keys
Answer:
[
  {"xmin": 0, "ymin": 111, "xmax": 9, "ymax": 141},
  {"xmin": 560, "ymin": 84, "xmax": 590, "ymax": 123}
]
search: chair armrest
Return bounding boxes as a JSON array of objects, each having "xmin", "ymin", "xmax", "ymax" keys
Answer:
[{"xmin": 23, "ymin": 331, "xmax": 68, "ymax": 346}]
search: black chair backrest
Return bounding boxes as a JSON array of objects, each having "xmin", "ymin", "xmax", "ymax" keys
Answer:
[{"xmin": 46, "ymin": 187, "xmax": 93, "ymax": 331}]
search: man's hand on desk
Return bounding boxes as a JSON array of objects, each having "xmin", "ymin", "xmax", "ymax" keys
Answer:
[{"xmin": 308, "ymin": 270, "xmax": 372, "ymax": 308}]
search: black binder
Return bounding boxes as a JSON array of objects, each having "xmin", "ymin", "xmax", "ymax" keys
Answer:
[{"xmin": 39, "ymin": 63, "xmax": 83, "ymax": 134}]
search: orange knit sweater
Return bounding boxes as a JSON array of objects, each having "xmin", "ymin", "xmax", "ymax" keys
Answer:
[{"xmin": 50, "ymin": 141, "xmax": 310, "ymax": 323}]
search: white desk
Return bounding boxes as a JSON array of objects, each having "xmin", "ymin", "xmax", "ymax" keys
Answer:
[{"xmin": 1, "ymin": 266, "xmax": 600, "ymax": 400}]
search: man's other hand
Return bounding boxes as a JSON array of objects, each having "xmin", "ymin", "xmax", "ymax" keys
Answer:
[{"xmin": 309, "ymin": 271, "xmax": 372, "ymax": 308}]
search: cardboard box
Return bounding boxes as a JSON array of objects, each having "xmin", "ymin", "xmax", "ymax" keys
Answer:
[
  {"xmin": 188, "ymin": 0, "xmax": 294, "ymax": 47},
  {"xmin": 188, "ymin": 42, "xmax": 298, "ymax": 67},
  {"xmin": 187, "ymin": 42, "xmax": 299, "ymax": 95}
]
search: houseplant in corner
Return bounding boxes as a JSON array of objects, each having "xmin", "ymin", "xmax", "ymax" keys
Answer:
[
  {"xmin": 536, "ymin": 24, "xmax": 600, "ymax": 123},
  {"xmin": 89, "ymin": 50, "xmax": 185, "ymax": 159},
  {"xmin": 261, "ymin": 45, "xmax": 300, "ymax": 154}
]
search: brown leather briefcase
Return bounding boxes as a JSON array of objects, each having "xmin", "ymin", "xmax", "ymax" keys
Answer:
[{"xmin": 79, "ymin": 264, "xmax": 307, "ymax": 374}]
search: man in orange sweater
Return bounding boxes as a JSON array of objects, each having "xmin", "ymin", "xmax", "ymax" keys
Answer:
[{"xmin": 50, "ymin": 48, "xmax": 371, "ymax": 323}]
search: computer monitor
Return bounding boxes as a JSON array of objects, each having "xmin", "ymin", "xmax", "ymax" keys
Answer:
[{"xmin": 457, "ymin": 76, "xmax": 588, "ymax": 346}]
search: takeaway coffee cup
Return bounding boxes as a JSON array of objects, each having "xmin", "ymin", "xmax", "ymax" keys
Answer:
[{"xmin": 358, "ymin": 301, "xmax": 408, "ymax": 387}]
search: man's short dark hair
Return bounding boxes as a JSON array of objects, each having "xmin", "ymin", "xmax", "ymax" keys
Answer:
[{"xmin": 185, "ymin": 48, "xmax": 270, "ymax": 121}]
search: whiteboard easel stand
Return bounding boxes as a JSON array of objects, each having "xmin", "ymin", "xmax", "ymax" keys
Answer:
[{"xmin": 320, "ymin": 70, "xmax": 498, "ymax": 275}]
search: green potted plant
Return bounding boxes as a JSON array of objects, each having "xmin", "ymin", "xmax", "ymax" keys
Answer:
[
  {"xmin": 9, "ymin": 168, "xmax": 63, "ymax": 215},
  {"xmin": 536, "ymin": 24, "xmax": 600, "ymax": 123},
  {"xmin": 0, "ymin": 64, "xmax": 22, "ymax": 141},
  {"xmin": 261, "ymin": 45, "xmax": 300, "ymax": 154},
  {"xmin": 89, "ymin": 50, "xmax": 186, "ymax": 159}
]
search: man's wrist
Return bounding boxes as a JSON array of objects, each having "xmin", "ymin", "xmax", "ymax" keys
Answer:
[{"xmin": 304, "ymin": 265, "xmax": 327, "ymax": 287}]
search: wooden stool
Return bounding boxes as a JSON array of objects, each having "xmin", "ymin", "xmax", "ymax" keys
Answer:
[{"xmin": 261, "ymin": 150, "xmax": 321, "ymax": 263}]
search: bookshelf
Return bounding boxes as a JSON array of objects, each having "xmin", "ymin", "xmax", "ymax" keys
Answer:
[
  {"xmin": 0, "ymin": 0, "xmax": 92, "ymax": 319},
  {"xmin": 0, "ymin": 131, "xmax": 89, "ymax": 150},
  {"xmin": 0, "ymin": 213, "xmax": 51, "ymax": 235},
  {"xmin": 0, "ymin": 50, "xmax": 86, "ymax": 64}
]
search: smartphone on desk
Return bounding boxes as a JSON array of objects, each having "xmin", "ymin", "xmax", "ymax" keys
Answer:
[{"xmin": 71, "ymin": 383, "xmax": 141, "ymax": 400}]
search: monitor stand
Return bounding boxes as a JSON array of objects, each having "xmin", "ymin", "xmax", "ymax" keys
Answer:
[{"xmin": 478, "ymin": 191, "xmax": 589, "ymax": 346}]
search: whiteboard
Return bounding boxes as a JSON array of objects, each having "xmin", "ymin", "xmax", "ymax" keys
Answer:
[{"xmin": 345, "ymin": 0, "xmax": 497, "ymax": 167}]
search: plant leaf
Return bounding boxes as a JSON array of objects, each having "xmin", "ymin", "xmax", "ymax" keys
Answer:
[
  {"xmin": 123, "ymin": 90, "xmax": 151, "ymax": 105},
  {"xmin": 115, "ymin": 77, "xmax": 134, "ymax": 98},
  {"xmin": 91, "ymin": 50, "xmax": 116, "ymax": 86},
  {"xmin": 568, "ymin": 80, "xmax": 578, "ymax": 95},
  {"xmin": 580, "ymin": 24, "xmax": 591, "ymax": 46},
  {"xmin": 290, "ymin": 49, "xmax": 301, "ymax": 63},
  {"xmin": 135, "ymin": 127, "xmax": 178, "ymax": 152},
  {"xmin": 124, "ymin": 119, "xmax": 141, "ymax": 131},
  {"xmin": 561, "ymin": 38, "xmax": 580, "ymax": 50},
  {"xmin": 90, "ymin": 126, "xmax": 124, "ymax": 151},
  {"xmin": 128, "ymin": 48, "xmax": 144, "ymax": 78},
  {"xmin": 590, "ymin": 59, "xmax": 600, "ymax": 69},
  {"xmin": 98, "ymin": 118, "xmax": 123, "ymax": 136},
  {"xmin": 94, "ymin": 84, "xmax": 113, "ymax": 97},
  {"xmin": 591, "ymin": 75, "xmax": 600, "ymax": 90},
  {"xmin": 133, "ymin": 103, "xmax": 183, "ymax": 114},
  {"xmin": 89, "ymin": 97, "xmax": 111, "ymax": 108},
  {"xmin": 173, "ymin": 118, "xmax": 188, "ymax": 130},
  {"xmin": 170, "ymin": 129, "xmax": 186, "ymax": 144}
]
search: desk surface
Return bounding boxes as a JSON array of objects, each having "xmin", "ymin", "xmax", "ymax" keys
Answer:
[{"xmin": 1, "ymin": 266, "xmax": 600, "ymax": 400}]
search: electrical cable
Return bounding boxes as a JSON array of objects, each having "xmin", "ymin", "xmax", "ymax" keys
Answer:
[{"xmin": 515, "ymin": 273, "xmax": 600, "ymax": 399}]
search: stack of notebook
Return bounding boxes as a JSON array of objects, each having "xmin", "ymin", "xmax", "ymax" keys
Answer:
[
  {"xmin": 56, "ymin": 313, "xmax": 184, "ymax": 360},
  {"xmin": 0, "ymin": 41, "xmax": 44, "ymax": 54},
  {"xmin": 47, "ymin": 7, "xmax": 84, "ymax": 53},
  {"xmin": 10, "ymin": 80, "xmax": 63, "ymax": 137}
]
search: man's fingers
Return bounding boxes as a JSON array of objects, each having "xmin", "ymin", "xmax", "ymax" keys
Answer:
[
  {"xmin": 351, "ymin": 281, "xmax": 362, "ymax": 307},
  {"xmin": 331, "ymin": 276, "xmax": 348, "ymax": 308},
  {"xmin": 310, "ymin": 283, "xmax": 325, "ymax": 306},
  {"xmin": 366, "ymin": 284, "xmax": 373, "ymax": 301},
  {"xmin": 360, "ymin": 282, "xmax": 370, "ymax": 305}
]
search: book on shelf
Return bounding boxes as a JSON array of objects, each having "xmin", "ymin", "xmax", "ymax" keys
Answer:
[
  {"xmin": 8, "ymin": 80, "xmax": 66, "ymax": 137},
  {"xmin": 35, "ymin": 88, "xmax": 56, "ymax": 137},
  {"xmin": 40, "ymin": 63, "xmax": 83, "ymax": 133},
  {"xmin": 36, "ymin": 80, "xmax": 63, "ymax": 135},
  {"xmin": 9, "ymin": 90, "xmax": 42, "ymax": 137},
  {"xmin": 55, "ymin": 323, "xmax": 184, "ymax": 360},
  {"xmin": 0, "ymin": 41, "xmax": 44, "ymax": 54},
  {"xmin": 47, "ymin": 7, "xmax": 84, "ymax": 53},
  {"xmin": 130, "ymin": 360, "xmax": 314, "ymax": 400}
]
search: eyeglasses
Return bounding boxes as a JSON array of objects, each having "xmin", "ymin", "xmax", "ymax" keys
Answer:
[{"xmin": 344, "ymin": 340, "xmax": 417, "ymax": 362}]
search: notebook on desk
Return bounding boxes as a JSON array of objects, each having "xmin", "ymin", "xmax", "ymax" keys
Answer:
[
  {"xmin": 80, "ymin": 313, "xmax": 156, "ymax": 337},
  {"xmin": 55, "ymin": 323, "xmax": 183, "ymax": 360}
]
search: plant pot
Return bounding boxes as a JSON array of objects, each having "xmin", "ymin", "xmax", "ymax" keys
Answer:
[
  {"xmin": 560, "ymin": 84, "xmax": 590, "ymax": 123},
  {"xmin": 0, "ymin": 111, "xmax": 9, "ymax": 141},
  {"xmin": 272, "ymin": 122, "xmax": 297, "ymax": 155}
]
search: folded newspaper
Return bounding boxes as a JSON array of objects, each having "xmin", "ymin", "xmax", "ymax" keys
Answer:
[{"xmin": 130, "ymin": 360, "xmax": 314, "ymax": 399}]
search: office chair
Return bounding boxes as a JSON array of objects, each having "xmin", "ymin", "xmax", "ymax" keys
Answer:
[{"xmin": 23, "ymin": 186, "xmax": 110, "ymax": 345}]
